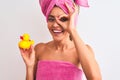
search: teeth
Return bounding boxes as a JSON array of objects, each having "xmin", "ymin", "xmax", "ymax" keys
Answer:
[{"xmin": 53, "ymin": 30, "xmax": 62, "ymax": 33}]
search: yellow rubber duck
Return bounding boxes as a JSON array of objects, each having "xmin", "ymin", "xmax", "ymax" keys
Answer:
[{"xmin": 18, "ymin": 33, "xmax": 34, "ymax": 49}]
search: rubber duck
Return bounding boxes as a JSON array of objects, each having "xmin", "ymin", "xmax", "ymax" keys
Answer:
[{"xmin": 18, "ymin": 33, "xmax": 34, "ymax": 49}]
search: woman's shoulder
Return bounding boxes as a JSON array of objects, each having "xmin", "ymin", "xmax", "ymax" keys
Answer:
[
  {"xmin": 35, "ymin": 43, "xmax": 45, "ymax": 50},
  {"xmin": 34, "ymin": 41, "xmax": 53, "ymax": 51},
  {"xmin": 34, "ymin": 43, "xmax": 45, "ymax": 56},
  {"xmin": 34, "ymin": 41, "xmax": 53, "ymax": 60}
]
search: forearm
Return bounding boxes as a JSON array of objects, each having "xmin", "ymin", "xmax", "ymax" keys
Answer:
[
  {"xmin": 70, "ymin": 29, "xmax": 102, "ymax": 80},
  {"xmin": 26, "ymin": 67, "xmax": 35, "ymax": 80}
]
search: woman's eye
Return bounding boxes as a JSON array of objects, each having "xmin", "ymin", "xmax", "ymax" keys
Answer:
[
  {"xmin": 60, "ymin": 17, "xmax": 68, "ymax": 22},
  {"xmin": 48, "ymin": 17, "xmax": 55, "ymax": 22}
]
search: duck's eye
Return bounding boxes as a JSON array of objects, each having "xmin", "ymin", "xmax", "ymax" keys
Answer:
[{"xmin": 59, "ymin": 17, "xmax": 68, "ymax": 22}]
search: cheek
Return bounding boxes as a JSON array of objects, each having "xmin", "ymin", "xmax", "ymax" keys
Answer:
[
  {"xmin": 62, "ymin": 22, "xmax": 68, "ymax": 29},
  {"xmin": 47, "ymin": 23, "xmax": 52, "ymax": 29}
]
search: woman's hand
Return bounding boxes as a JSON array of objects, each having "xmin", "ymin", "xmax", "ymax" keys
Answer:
[
  {"xmin": 56, "ymin": 2, "xmax": 79, "ymax": 33},
  {"xmin": 19, "ymin": 46, "xmax": 36, "ymax": 68}
]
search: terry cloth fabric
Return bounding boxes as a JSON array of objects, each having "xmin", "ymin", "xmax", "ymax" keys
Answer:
[
  {"xmin": 36, "ymin": 60, "xmax": 83, "ymax": 80},
  {"xmin": 39, "ymin": 0, "xmax": 89, "ymax": 20}
]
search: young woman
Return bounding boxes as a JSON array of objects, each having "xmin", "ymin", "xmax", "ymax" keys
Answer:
[{"xmin": 19, "ymin": 0, "xmax": 102, "ymax": 80}]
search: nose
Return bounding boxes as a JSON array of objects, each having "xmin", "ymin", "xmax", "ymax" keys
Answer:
[{"xmin": 53, "ymin": 21, "xmax": 59, "ymax": 27}]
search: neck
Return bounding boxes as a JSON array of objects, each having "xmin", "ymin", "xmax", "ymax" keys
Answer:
[{"xmin": 53, "ymin": 38, "xmax": 74, "ymax": 51}]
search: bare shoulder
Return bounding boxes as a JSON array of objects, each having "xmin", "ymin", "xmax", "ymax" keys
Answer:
[
  {"xmin": 34, "ymin": 43, "xmax": 46, "ymax": 51},
  {"xmin": 34, "ymin": 41, "xmax": 53, "ymax": 60},
  {"xmin": 34, "ymin": 41, "xmax": 52, "ymax": 55},
  {"xmin": 34, "ymin": 43, "xmax": 46, "ymax": 58},
  {"xmin": 34, "ymin": 41, "xmax": 53, "ymax": 50}
]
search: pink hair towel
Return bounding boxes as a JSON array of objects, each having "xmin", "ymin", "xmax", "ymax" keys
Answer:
[
  {"xmin": 36, "ymin": 60, "xmax": 83, "ymax": 80},
  {"xmin": 39, "ymin": 0, "xmax": 89, "ymax": 20}
]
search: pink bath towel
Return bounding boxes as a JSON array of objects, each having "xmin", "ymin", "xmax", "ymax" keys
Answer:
[
  {"xmin": 39, "ymin": 0, "xmax": 89, "ymax": 20},
  {"xmin": 36, "ymin": 60, "xmax": 83, "ymax": 80}
]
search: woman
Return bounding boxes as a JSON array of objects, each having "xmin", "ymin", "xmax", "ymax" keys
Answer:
[{"xmin": 19, "ymin": 0, "xmax": 102, "ymax": 80}]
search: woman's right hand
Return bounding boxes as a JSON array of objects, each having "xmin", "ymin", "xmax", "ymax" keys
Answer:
[{"xmin": 19, "ymin": 46, "xmax": 36, "ymax": 68}]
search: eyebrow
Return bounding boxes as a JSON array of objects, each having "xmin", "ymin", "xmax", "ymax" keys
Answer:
[
  {"xmin": 48, "ymin": 15, "xmax": 54, "ymax": 18},
  {"xmin": 48, "ymin": 13, "xmax": 66, "ymax": 18}
]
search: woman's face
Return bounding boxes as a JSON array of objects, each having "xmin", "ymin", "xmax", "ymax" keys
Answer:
[{"xmin": 47, "ymin": 7, "xmax": 69, "ymax": 41}]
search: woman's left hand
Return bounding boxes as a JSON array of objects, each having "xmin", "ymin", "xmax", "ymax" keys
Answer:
[{"xmin": 56, "ymin": 2, "xmax": 79, "ymax": 33}]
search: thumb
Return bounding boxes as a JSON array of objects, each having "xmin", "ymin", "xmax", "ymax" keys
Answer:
[{"xmin": 56, "ymin": 16, "xmax": 68, "ymax": 30}]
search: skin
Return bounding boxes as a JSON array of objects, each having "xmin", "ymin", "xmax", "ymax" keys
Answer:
[{"xmin": 19, "ymin": 2, "xmax": 102, "ymax": 80}]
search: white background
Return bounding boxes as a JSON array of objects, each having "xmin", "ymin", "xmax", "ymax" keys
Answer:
[{"xmin": 0, "ymin": 0, "xmax": 120, "ymax": 80}]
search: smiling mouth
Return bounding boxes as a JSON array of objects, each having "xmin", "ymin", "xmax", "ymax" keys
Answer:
[{"xmin": 52, "ymin": 29, "xmax": 64, "ymax": 34}]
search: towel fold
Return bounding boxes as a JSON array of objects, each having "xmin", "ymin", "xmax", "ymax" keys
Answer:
[
  {"xmin": 39, "ymin": 0, "xmax": 89, "ymax": 20},
  {"xmin": 36, "ymin": 60, "xmax": 83, "ymax": 80}
]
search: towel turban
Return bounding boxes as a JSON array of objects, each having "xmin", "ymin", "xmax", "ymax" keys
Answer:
[{"xmin": 39, "ymin": 0, "xmax": 89, "ymax": 20}]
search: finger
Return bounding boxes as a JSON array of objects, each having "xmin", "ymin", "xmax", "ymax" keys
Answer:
[
  {"xmin": 19, "ymin": 49, "xmax": 26, "ymax": 58},
  {"xmin": 19, "ymin": 47, "xmax": 29, "ymax": 58},
  {"xmin": 19, "ymin": 48, "xmax": 28, "ymax": 61},
  {"xmin": 57, "ymin": 14, "xmax": 68, "ymax": 19},
  {"xmin": 73, "ymin": 2, "xmax": 76, "ymax": 8},
  {"xmin": 73, "ymin": 3, "xmax": 79, "ymax": 14},
  {"xmin": 29, "ymin": 46, "xmax": 35, "ymax": 57},
  {"xmin": 19, "ymin": 48, "xmax": 25, "ymax": 54},
  {"xmin": 56, "ymin": 17, "xmax": 67, "ymax": 30},
  {"xmin": 56, "ymin": 14, "xmax": 69, "ymax": 23},
  {"xmin": 65, "ymin": 2, "xmax": 74, "ymax": 14}
]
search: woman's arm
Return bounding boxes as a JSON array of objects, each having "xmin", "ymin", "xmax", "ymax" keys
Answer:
[
  {"xmin": 70, "ymin": 29, "xmax": 102, "ymax": 80},
  {"xmin": 26, "ymin": 66, "xmax": 35, "ymax": 80},
  {"xmin": 19, "ymin": 46, "xmax": 37, "ymax": 80},
  {"xmin": 68, "ymin": 3, "xmax": 102, "ymax": 80}
]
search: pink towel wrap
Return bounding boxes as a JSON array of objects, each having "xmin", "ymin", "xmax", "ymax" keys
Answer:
[
  {"xmin": 36, "ymin": 60, "xmax": 83, "ymax": 80},
  {"xmin": 39, "ymin": 0, "xmax": 89, "ymax": 20}
]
